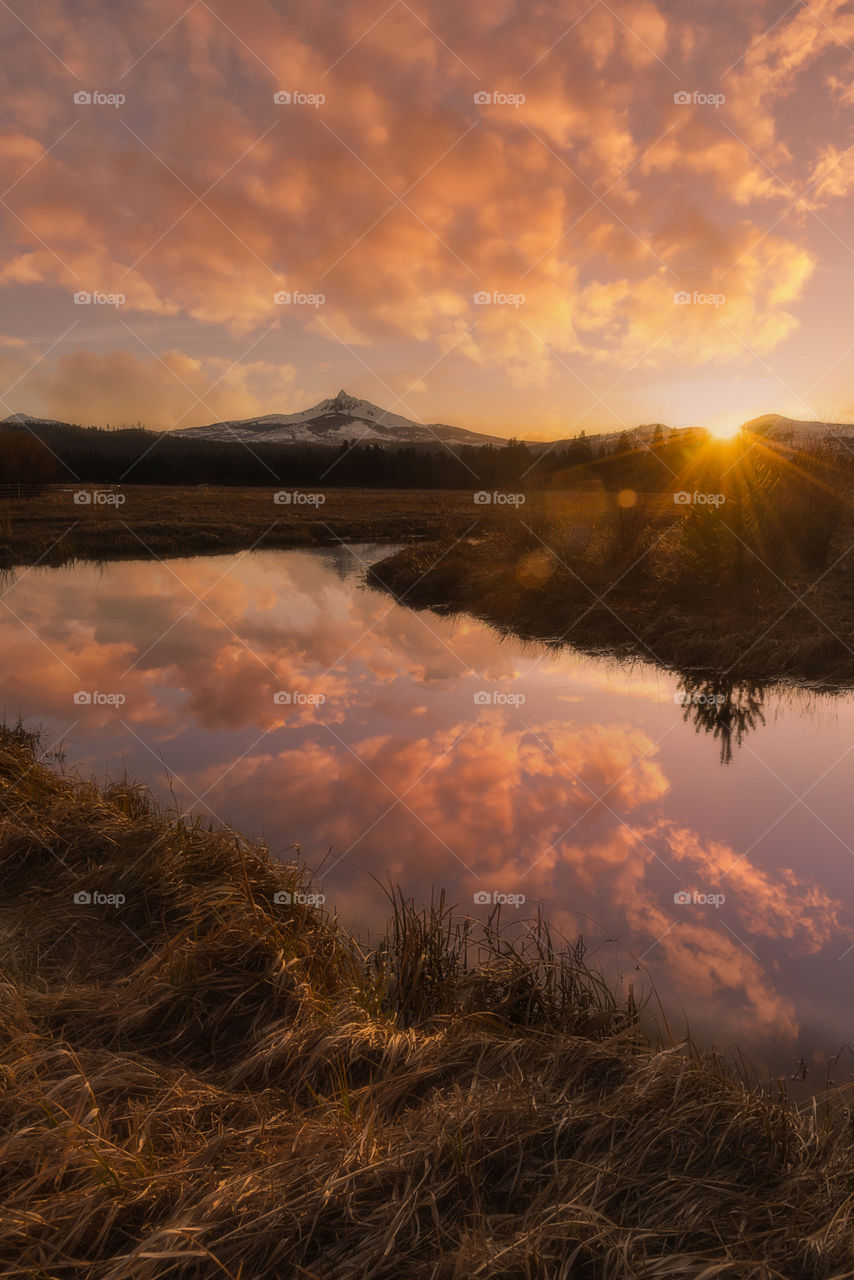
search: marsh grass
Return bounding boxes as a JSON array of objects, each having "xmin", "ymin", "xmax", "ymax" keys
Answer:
[
  {"xmin": 2, "ymin": 725, "xmax": 854, "ymax": 1278},
  {"xmin": 370, "ymin": 484, "xmax": 854, "ymax": 687}
]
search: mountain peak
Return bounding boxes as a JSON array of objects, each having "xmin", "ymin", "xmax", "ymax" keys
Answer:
[
  {"xmin": 2, "ymin": 411, "xmax": 69, "ymax": 427},
  {"xmin": 331, "ymin": 389, "xmax": 361, "ymax": 411},
  {"xmin": 173, "ymin": 390, "xmax": 506, "ymax": 448}
]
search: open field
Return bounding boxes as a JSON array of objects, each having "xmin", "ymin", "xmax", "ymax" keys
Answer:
[
  {"xmin": 2, "ymin": 724, "xmax": 854, "ymax": 1279},
  {"xmin": 0, "ymin": 485, "xmax": 678, "ymax": 570},
  {"xmin": 0, "ymin": 485, "xmax": 500, "ymax": 569}
]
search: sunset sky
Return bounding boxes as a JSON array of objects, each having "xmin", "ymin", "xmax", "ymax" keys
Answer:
[{"xmin": 1, "ymin": 0, "xmax": 854, "ymax": 438}]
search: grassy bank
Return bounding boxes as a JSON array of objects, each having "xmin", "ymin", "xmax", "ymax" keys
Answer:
[
  {"xmin": 369, "ymin": 505, "xmax": 854, "ymax": 688},
  {"xmin": 1, "ymin": 726, "xmax": 853, "ymax": 1277}
]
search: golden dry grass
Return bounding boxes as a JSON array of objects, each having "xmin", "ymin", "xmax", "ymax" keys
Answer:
[
  {"xmin": 369, "ymin": 511, "xmax": 854, "ymax": 687},
  {"xmin": 0, "ymin": 486, "xmax": 601, "ymax": 570},
  {"xmin": 1, "ymin": 725, "xmax": 853, "ymax": 1278}
]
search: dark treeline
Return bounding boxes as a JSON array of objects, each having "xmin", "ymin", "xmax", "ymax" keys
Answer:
[
  {"xmin": 0, "ymin": 421, "xmax": 701, "ymax": 490},
  {"xmin": 2, "ymin": 420, "xmax": 853, "ymax": 493}
]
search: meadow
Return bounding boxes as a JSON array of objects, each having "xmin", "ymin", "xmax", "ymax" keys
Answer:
[{"xmin": 0, "ymin": 485, "xmax": 480, "ymax": 569}]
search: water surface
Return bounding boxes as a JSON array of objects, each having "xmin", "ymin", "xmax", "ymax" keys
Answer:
[{"xmin": 3, "ymin": 544, "xmax": 853, "ymax": 1082}]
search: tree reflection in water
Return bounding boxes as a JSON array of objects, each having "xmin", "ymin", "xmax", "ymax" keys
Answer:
[{"xmin": 676, "ymin": 677, "xmax": 767, "ymax": 764}]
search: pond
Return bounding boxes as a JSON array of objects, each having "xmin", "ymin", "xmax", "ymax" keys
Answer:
[{"xmin": 3, "ymin": 543, "xmax": 853, "ymax": 1083}]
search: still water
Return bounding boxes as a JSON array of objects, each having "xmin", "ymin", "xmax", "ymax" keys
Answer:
[{"xmin": 3, "ymin": 544, "xmax": 853, "ymax": 1080}]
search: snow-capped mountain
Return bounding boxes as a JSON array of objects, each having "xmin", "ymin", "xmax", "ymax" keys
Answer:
[
  {"xmin": 1, "ymin": 412, "xmax": 71, "ymax": 428},
  {"xmin": 742, "ymin": 414, "xmax": 854, "ymax": 448},
  {"xmin": 173, "ymin": 390, "xmax": 508, "ymax": 448},
  {"xmin": 5, "ymin": 401, "xmax": 854, "ymax": 453}
]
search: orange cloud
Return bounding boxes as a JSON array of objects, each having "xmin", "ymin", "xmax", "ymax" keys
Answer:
[{"xmin": 0, "ymin": 1, "xmax": 852, "ymax": 429}]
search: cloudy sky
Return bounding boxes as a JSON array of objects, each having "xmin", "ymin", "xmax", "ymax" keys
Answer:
[{"xmin": 1, "ymin": 0, "xmax": 853, "ymax": 438}]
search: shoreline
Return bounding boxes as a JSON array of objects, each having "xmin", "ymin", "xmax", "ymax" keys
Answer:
[
  {"xmin": 368, "ymin": 529, "xmax": 854, "ymax": 690},
  {"xmin": 2, "ymin": 725, "xmax": 851, "ymax": 1277},
  {"xmin": 4, "ymin": 483, "xmax": 854, "ymax": 690}
]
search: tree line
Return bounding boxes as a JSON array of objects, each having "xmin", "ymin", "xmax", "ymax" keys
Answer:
[{"xmin": 0, "ymin": 419, "xmax": 850, "ymax": 494}]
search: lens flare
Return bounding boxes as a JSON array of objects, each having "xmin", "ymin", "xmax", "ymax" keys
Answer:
[{"xmin": 708, "ymin": 421, "xmax": 741, "ymax": 440}]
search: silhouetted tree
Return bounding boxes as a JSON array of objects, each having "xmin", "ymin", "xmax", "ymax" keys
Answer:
[{"xmin": 676, "ymin": 677, "xmax": 766, "ymax": 764}]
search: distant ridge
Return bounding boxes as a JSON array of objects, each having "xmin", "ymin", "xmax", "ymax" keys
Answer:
[
  {"xmin": 170, "ymin": 392, "xmax": 688, "ymax": 451},
  {"xmin": 4, "ymin": 400, "xmax": 854, "ymax": 451},
  {"xmin": 2, "ymin": 412, "xmax": 72, "ymax": 428},
  {"xmin": 168, "ymin": 396, "xmax": 854, "ymax": 452},
  {"xmin": 740, "ymin": 413, "xmax": 854, "ymax": 446}
]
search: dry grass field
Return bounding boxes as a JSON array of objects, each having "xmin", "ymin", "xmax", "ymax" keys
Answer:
[
  {"xmin": 0, "ymin": 485, "xmax": 517, "ymax": 569},
  {"xmin": 0, "ymin": 485, "xmax": 675, "ymax": 569}
]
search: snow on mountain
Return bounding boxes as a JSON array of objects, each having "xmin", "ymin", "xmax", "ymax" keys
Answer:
[
  {"xmin": 1, "ymin": 412, "xmax": 70, "ymax": 427},
  {"xmin": 6, "ymin": 400, "xmax": 854, "ymax": 453},
  {"xmin": 173, "ymin": 390, "xmax": 508, "ymax": 448},
  {"xmin": 742, "ymin": 414, "xmax": 854, "ymax": 448}
]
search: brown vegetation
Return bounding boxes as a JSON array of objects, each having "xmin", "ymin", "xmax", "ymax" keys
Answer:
[
  {"xmin": 370, "ymin": 476, "xmax": 854, "ymax": 687},
  {"xmin": 0, "ymin": 485, "xmax": 483, "ymax": 569}
]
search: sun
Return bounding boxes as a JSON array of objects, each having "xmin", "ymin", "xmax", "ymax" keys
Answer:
[{"xmin": 708, "ymin": 421, "xmax": 742, "ymax": 440}]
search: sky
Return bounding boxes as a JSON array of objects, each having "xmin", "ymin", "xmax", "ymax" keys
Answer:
[{"xmin": 1, "ymin": 0, "xmax": 854, "ymax": 440}]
